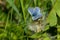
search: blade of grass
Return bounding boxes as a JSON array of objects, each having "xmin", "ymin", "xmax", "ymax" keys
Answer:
[
  {"xmin": 20, "ymin": 0, "xmax": 26, "ymax": 22},
  {"xmin": 6, "ymin": 0, "xmax": 20, "ymax": 16},
  {"xmin": 5, "ymin": 10, "xmax": 10, "ymax": 31},
  {"xmin": 34, "ymin": 0, "xmax": 36, "ymax": 6}
]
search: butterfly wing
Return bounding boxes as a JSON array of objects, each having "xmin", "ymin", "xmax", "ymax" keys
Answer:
[
  {"xmin": 35, "ymin": 7, "xmax": 40, "ymax": 13},
  {"xmin": 32, "ymin": 7, "xmax": 42, "ymax": 20},
  {"xmin": 28, "ymin": 7, "xmax": 35, "ymax": 16}
]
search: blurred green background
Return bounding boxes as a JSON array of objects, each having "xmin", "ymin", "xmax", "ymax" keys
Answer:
[{"xmin": 0, "ymin": 0, "xmax": 60, "ymax": 40}]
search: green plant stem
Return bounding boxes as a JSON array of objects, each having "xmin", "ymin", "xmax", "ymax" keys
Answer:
[
  {"xmin": 34, "ymin": 0, "xmax": 36, "ymax": 6},
  {"xmin": 20, "ymin": 0, "xmax": 26, "ymax": 22}
]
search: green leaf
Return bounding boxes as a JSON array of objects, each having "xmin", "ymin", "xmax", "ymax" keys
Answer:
[
  {"xmin": 57, "ymin": 25, "xmax": 60, "ymax": 33},
  {"xmin": 57, "ymin": 25, "xmax": 60, "ymax": 28},
  {"xmin": 43, "ymin": 37, "xmax": 51, "ymax": 40},
  {"xmin": 44, "ymin": 25, "xmax": 49, "ymax": 31},
  {"xmin": 57, "ymin": 34, "xmax": 60, "ymax": 40},
  {"xmin": 54, "ymin": 0, "xmax": 60, "ymax": 17},
  {"xmin": 42, "ymin": 33, "xmax": 48, "ymax": 37},
  {"xmin": 6, "ymin": 0, "xmax": 20, "ymax": 15},
  {"xmin": 11, "ymin": 32, "xmax": 17, "ymax": 40},
  {"xmin": 51, "ymin": 0, "xmax": 56, "ymax": 5},
  {"xmin": 47, "ymin": 0, "xmax": 60, "ymax": 26},
  {"xmin": 29, "ymin": 32, "xmax": 41, "ymax": 38},
  {"xmin": 47, "ymin": 10, "xmax": 57, "ymax": 26},
  {"xmin": 0, "ymin": 33, "xmax": 7, "ymax": 38},
  {"xmin": 20, "ymin": 0, "xmax": 26, "ymax": 22}
]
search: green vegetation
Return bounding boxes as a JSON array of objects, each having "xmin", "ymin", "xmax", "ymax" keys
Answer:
[{"xmin": 0, "ymin": 0, "xmax": 60, "ymax": 40}]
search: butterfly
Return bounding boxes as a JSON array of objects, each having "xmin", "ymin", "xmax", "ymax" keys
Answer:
[
  {"xmin": 28, "ymin": 7, "xmax": 45, "ymax": 32},
  {"xmin": 28, "ymin": 7, "xmax": 42, "ymax": 20}
]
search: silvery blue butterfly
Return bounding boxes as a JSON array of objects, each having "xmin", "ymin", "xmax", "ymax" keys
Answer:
[{"xmin": 28, "ymin": 7, "xmax": 42, "ymax": 20}]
